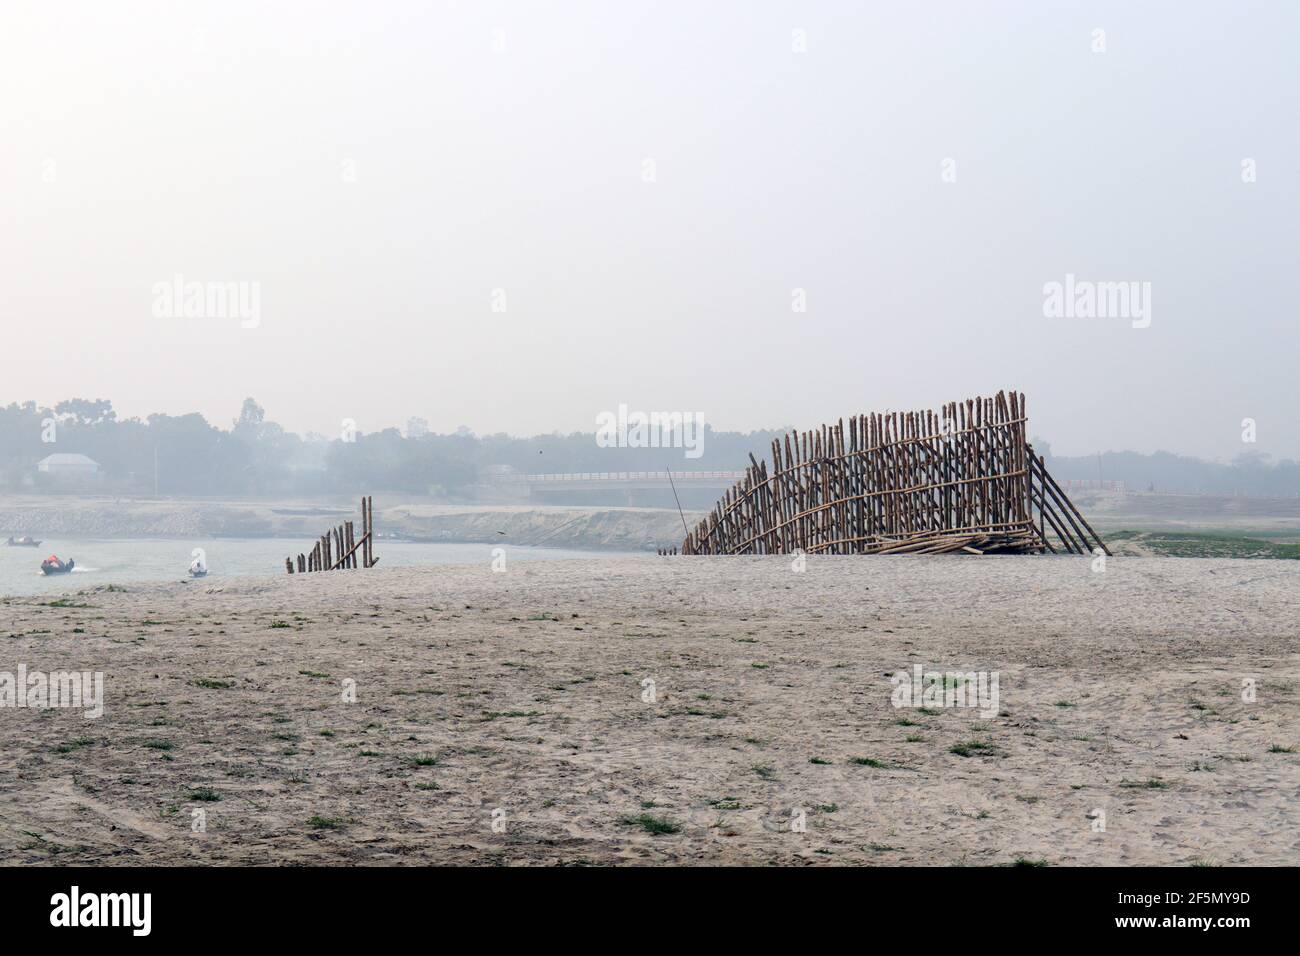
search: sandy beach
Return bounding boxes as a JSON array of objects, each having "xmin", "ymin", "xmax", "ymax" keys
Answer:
[{"xmin": 1, "ymin": 555, "xmax": 1295, "ymax": 866}]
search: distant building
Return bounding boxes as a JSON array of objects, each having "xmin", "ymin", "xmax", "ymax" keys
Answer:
[{"xmin": 37, "ymin": 453, "xmax": 101, "ymax": 478}]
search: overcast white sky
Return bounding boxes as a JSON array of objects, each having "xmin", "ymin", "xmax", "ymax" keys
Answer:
[{"xmin": 2, "ymin": 0, "xmax": 1296, "ymax": 460}]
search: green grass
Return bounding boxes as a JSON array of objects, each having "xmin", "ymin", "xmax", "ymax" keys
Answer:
[
  {"xmin": 623, "ymin": 813, "xmax": 681, "ymax": 835},
  {"xmin": 849, "ymin": 756, "xmax": 888, "ymax": 768},
  {"xmin": 188, "ymin": 788, "xmax": 221, "ymax": 802},
  {"xmin": 411, "ymin": 755, "xmax": 438, "ymax": 766},
  {"xmin": 1011, "ymin": 856, "xmax": 1048, "ymax": 867},
  {"xmin": 189, "ymin": 678, "xmax": 232, "ymax": 690},
  {"xmin": 1119, "ymin": 777, "xmax": 1169, "ymax": 789},
  {"xmin": 949, "ymin": 740, "xmax": 999, "ymax": 758},
  {"xmin": 50, "ymin": 737, "xmax": 96, "ymax": 754},
  {"xmin": 1110, "ymin": 530, "xmax": 1300, "ymax": 560},
  {"xmin": 1267, "ymin": 744, "xmax": 1293, "ymax": 753},
  {"xmin": 808, "ymin": 756, "xmax": 832, "ymax": 765},
  {"xmin": 708, "ymin": 797, "xmax": 743, "ymax": 810},
  {"xmin": 308, "ymin": 815, "xmax": 344, "ymax": 829},
  {"xmin": 142, "ymin": 739, "xmax": 174, "ymax": 751}
]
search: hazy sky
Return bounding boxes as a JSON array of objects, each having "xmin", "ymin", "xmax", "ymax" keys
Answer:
[{"xmin": 3, "ymin": 1, "xmax": 1296, "ymax": 461}]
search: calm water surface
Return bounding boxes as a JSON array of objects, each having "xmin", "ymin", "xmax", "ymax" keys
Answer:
[{"xmin": 0, "ymin": 537, "xmax": 638, "ymax": 596}]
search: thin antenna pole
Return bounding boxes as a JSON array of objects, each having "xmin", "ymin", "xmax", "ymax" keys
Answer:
[{"xmin": 666, "ymin": 467, "xmax": 689, "ymax": 537}]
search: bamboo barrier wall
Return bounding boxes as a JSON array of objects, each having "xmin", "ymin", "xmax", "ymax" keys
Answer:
[
  {"xmin": 680, "ymin": 391, "xmax": 1108, "ymax": 557},
  {"xmin": 284, "ymin": 496, "xmax": 378, "ymax": 573}
]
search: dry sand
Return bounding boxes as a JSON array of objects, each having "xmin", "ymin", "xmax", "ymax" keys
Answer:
[{"xmin": 0, "ymin": 555, "xmax": 1296, "ymax": 866}]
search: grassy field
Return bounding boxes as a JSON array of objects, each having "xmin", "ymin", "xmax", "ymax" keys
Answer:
[{"xmin": 1107, "ymin": 530, "xmax": 1300, "ymax": 560}]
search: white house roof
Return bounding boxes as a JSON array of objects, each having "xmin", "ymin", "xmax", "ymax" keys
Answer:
[{"xmin": 37, "ymin": 453, "xmax": 100, "ymax": 466}]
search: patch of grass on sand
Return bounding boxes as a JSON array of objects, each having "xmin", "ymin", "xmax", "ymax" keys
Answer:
[
  {"xmin": 480, "ymin": 710, "xmax": 542, "ymax": 721},
  {"xmin": 142, "ymin": 739, "xmax": 174, "ymax": 751},
  {"xmin": 50, "ymin": 738, "xmax": 96, "ymax": 754},
  {"xmin": 190, "ymin": 678, "xmax": 232, "ymax": 690},
  {"xmin": 1011, "ymin": 856, "xmax": 1048, "ymax": 867},
  {"xmin": 269, "ymin": 621, "xmax": 292, "ymax": 629},
  {"xmin": 708, "ymin": 797, "xmax": 743, "ymax": 810},
  {"xmin": 949, "ymin": 740, "xmax": 998, "ymax": 758},
  {"xmin": 752, "ymin": 764, "xmax": 776, "ymax": 779},
  {"xmin": 1119, "ymin": 778, "xmax": 1169, "ymax": 789},
  {"xmin": 1267, "ymin": 744, "xmax": 1293, "ymax": 753},
  {"xmin": 808, "ymin": 756, "xmax": 832, "ymax": 765},
  {"xmin": 411, "ymin": 755, "xmax": 438, "ymax": 766},
  {"xmin": 308, "ymin": 816, "xmax": 344, "ymax": 829},
  {"xmin": 188, "ymin": 788, "xmax": 221, "ymax": 802},
  {"xmin": 299, "ymin": 670, "xmax": 330, "ymax": 679},
  {"xmin": 849, "ymin": 756, "xmax": 889, "ymax": 768},
  {"xmin": 623, "ymin": 813, "xmax": 681, "ymax": 835}
]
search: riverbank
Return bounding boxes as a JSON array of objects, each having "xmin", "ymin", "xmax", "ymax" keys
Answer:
[
  {"xmin": 0, "ymin": 496, "xmax": 696, "ymax": 552},
  {"xmin": 1, "ymin": 555, "xmax": 1295, "ymax": 865}
]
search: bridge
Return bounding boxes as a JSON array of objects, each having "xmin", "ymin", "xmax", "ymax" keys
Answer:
[{"xmin": 492, "ymin": 470, "xmax": 745, "ymax": 491}]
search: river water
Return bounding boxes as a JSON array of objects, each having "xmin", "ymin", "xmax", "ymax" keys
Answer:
[{"xmin": 0, "ymin": 537, "xmax": 633, "ymax": 597}]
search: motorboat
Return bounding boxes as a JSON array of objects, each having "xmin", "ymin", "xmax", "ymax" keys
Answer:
[{"xmin": 40, "ymin": 555, "xmax": 74, "ymax": 575}]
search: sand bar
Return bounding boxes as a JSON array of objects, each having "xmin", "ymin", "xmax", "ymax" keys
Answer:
[{"xmin": 0, "ymin": 555, "xmax": 1295, "ymax": 865}]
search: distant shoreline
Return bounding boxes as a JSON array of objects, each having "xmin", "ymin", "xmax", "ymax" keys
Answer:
[{"xmin": 0, "ymin": 495, "xmax": 695, "ymax": 552}]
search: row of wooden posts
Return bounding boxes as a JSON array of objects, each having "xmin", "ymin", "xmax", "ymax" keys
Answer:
[
  {"xmin": 285, "ymin": 496, "xmax": 378, "ymax": 573},
  {"xmin": 680, "ymin": 390, "xmax": 1109, "ymax": 557}
]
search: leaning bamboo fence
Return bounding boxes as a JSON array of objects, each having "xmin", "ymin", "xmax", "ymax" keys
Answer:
[
  {"xmin": 285, "ymin": 496, "xmax": 378, "ymax": 573},
  {"xmin": 681, "ymin": 391, "xmax": 1108, "ymax": 557}
]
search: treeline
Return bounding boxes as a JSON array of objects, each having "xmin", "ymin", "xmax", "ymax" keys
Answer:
[
  {"xmin": 1, "ymin": 399, "xmax": 1296, "ymax": 499},
  {"xmin": 0, "ymin": 398, "xmax": 785, "ymax": 498},
  {"xmin": 1039, "ymin": 443, "xmax": 1300, "ymax": 498}
]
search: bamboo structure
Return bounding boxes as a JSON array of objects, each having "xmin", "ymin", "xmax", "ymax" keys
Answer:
[
  {"xmin": 681, "ymin": 391, "xmax": 1108, "ymax": 557},
  {"xmin": 285, "ymin": 496, "xmax": 379, "ymax": 573}
]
